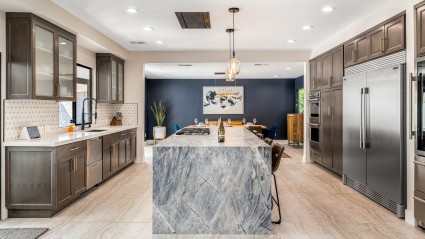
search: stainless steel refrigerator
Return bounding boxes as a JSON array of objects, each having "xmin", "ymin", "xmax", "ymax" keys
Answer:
[{"xmin": 343, "ymin": 56, "xmax": 406, "ymax": 218}]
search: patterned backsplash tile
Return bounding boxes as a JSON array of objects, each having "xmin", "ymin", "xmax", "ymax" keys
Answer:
[{"xmin": 3, "ymin": 100, "xmax": 138, "ymax": 141}]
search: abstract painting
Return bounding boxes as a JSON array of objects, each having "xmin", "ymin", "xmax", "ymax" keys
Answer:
[{"xmin": 203, "ymin": 86, "xmax": 244, "ymax": 114}]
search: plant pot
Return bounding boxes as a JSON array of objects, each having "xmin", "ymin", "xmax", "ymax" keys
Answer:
[{"xmin": 153, "ymin": 126, "xmax": 166, "ymax": 139}]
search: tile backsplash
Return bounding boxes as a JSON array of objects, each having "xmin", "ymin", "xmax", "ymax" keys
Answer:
[{"xmin": 3, "ymin": 100, "xmax": 138, "ymax": 141}]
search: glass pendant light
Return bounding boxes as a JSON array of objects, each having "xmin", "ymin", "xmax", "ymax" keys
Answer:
[
  {"xmin": 228, "ymin": 8, "xmax": 240, "ymax": 75},
  {"xmin": 225, "ymin": 28, "xmax": 235, "ymax": 81}
]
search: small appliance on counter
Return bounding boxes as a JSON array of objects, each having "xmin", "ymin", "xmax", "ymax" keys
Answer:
[
  {"xmin": 110, "ymin": 112, "xmax": 123, "ymax": 125},
  {"xmin": 19, "ymin": 126, "xmax": 40, "ymax": 140}
]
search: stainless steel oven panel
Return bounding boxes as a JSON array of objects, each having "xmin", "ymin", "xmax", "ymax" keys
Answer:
[
  {"xmin": 415, "ymin": 155, "xmax": 425, "ymax": 194},
  {"xmin": 309, "ymin": 124, "xmax": 320, "ymax": 149},
  {"xmin": 87, "ymin": 160, "xmax": 103, "ymax": 190}
]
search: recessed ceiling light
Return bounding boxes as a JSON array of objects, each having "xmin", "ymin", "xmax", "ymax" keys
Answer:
[
  {"xmin": 322, "ymin": 6, "xmax": 335, "ymax": 13},
  {"xmin": 286, "ymin": 67, "xmax": 292, "ymax": 70},
  {"xmin": 59, "ymin": 42, "xmax": 67, "ymax": 45},
  {"xmin": 302, "ymin": 25, "xmax": 313, "ymax": 30},
  {"xmin": 273, "ymin": 75, "xmax": 279, "ymax": 78},
  {"xmin": 144, "ymin": 27, "xmax": 154, "ymax": 31},
  {"xmin": 156, "ymin": 40, "xmax": 164, "ymax": 45},
  {"xmin": 165, "ymin": 75, "xmax": 171, "ymax": 78},
  {"xmin": 126, "ymin": 8, "xmax": 139, "ymax": 13},
  {"xmin": 287, "ymin": 39, "xmax": 297, "ymax": 43}
]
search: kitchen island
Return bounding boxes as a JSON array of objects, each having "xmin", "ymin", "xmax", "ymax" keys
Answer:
[{"xmin": 153, "ymin": 127, "xmax": 272, "ymax": 234}]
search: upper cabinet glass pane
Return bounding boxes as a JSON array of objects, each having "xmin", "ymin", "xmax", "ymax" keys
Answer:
[
  {"xmin": 111, "ymin": 60, "xmax": 117, "ymax": 101},
  {"xmin": 35, "ymin": 26, "xmax": 54, "ymax": 97},
  {"xmin": 118, "ymin": 63, "xmax": 123, "ymax": 102},
  {"xmin": 58, "ymin": 36, "xmax": 74, "ymax": 98}
]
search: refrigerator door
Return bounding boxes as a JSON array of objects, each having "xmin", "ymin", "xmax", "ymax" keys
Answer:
[
  {"xmin": 343, "ymin": 72, "xmax": 367, "ymax": 185},
  {"xmin": 366, "ymin": 64, "xmax": 404, "ymax": 203},
  {"xmin": 417, "ymin": 60, "xmax": 425, "ymax": 156}
]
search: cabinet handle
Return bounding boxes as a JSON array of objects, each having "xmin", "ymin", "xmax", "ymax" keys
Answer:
[
  {"xmin": 380, "ymin": 38, "xmax": 386, "ymax": 52},
  {"xmin": 121, "ymin": 133, "xmax": 126, "ymax": 136},
  {"xmin": 75, "ymin": 157, "xmax": 78, "ymax": 171},
  {"xmin": 414, "ymin": 196, "xmax": 425, "ymax": 204},
  {"xmin": 56, "ymin": 84, "xmax": 60, "ymax": 97},
  {"xmin": 328, "ymin": 106, "xmax": 331, "ymax": 116},
  {"xmin": 414, "ymin": 160, "xmax": 425, "ymax": 167},
  {"xmin": 69, "ymin": 147, "xmax": 79, "ymax": 151},
  {"xmin": 352, "ymin": 50, "xmax": 355, "ymax": 62},
  {"xmin": 329, "ymin": 76, "xmax": 333, "ymax": 84},
  {"xmin": 410, "ymin": 73, "xmax": 417, "ymax": 139}
]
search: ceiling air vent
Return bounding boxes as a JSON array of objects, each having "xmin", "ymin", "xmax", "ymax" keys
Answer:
[
  {"xmin": 214, "ymin": 72, "xmax": 226, "ymax": 75},
  {"xmin": 175, "ymin": 12, "xmax": 211, "ymax": 29},
  {"xmin": 178, "ymin": 64, "xmax": 193, "ymax": 67},
  {"xmin": 130, "ymin": 41, "xmax": 148, "ymax": 45}
]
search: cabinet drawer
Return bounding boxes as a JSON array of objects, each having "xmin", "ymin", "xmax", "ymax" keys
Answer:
[
  {"xmin": 414, "ymin": 190, "xmax": 425, "ymax": 224},
  {"xmin": 57, "ymin": 140, "xmax": 87, "ymax": 159},
  {"xmin": 415, "ymin": 156, "xmax": 425, "ymax": 193},
  {"xmin": 127, "ymin": 128, "xmax": 136, "ymax": 138},
  {"xmin": 310, "ymin": 147, "xmax": 322, "ymax": 162}
]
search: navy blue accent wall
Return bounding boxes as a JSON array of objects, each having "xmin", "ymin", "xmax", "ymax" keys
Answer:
[
  {"xmin": 295, "ymin": 75, "xmax": 304, "ymax": 91},
  {"xmin": 146, "ymin": 78, "xmax": 300, "ymax": 140}
]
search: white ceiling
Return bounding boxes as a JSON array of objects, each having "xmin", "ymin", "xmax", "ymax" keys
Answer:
[
  {"xmin": 47, "ymin": 0, "xmax": 388, "ymax": 51},
  {"xmin": 0, "ymin": 0, "xmax": 388, "ymax": 79},
  {"xmin": 145, "ymin": 62, "xmax": 304, "ymax": 79}
]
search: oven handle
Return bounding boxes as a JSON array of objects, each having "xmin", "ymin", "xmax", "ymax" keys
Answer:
[
  {"xmin": 309, "ymin": 123, "xmax": 319, "ymax": 127},
  {"xmin": 308, "ymin": 98, "xmax": 320, "ymax": 102}
]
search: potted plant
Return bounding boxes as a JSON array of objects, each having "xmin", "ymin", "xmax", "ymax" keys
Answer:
[{"xmin": 150, "ymin": 100, "xmax": 167, "ymax": 142}]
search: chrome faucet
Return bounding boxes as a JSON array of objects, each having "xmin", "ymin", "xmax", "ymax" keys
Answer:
[{"xmin": 81, "ymin": 98, "xmax": 97, "ymax": 130}]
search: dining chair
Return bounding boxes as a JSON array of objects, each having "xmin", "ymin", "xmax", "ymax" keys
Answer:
[
  {"xmin": 271, "ymin": 143, "xmax": 285, "ymax": 224},
  {"xmin": 173, "ymin": 124, "xmax": 180, "ymax": 132},
  {"xmin": 262, "ymin": 124, "xmax": 278, "ymax": 139}
]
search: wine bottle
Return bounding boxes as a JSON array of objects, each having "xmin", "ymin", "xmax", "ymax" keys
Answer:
[{"xmin": 218, "ymin": 118, "xmax": 225, "ymax": 142}]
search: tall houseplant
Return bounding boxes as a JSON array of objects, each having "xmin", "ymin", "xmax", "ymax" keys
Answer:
[{"xmin": 150, "ymin": 100, "xmax": 167, "ymax": 143}]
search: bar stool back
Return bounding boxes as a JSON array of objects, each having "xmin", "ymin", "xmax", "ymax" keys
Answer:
[{"xmin": 271, "ymin": 143, "xmax": 285, "ymax": 224}]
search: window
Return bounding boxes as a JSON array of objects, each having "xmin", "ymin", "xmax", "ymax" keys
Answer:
[
  {"xmin": 297, "ymin": 88, "xmax": 305, "ymax": 113},
  {"xmin": 59, "ymin": 64, "xmax": 92, "ymax": 128}
]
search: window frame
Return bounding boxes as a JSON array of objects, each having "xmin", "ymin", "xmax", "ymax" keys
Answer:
[{"xmin": 73, "ymin": 64, "xmax": 93, "ymax": 126}]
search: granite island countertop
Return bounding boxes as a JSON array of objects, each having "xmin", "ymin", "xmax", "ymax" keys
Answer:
[
  {"xmin": 155, "ymin": 127, "xmax": 270, "ymax": 148},
  {"xmin": 3, "ymin": 125, "xmax": 138, "ymax": 147},
  {"xmin": 153, "ymin": 127, "xmax": 272, "ymax": 235}
]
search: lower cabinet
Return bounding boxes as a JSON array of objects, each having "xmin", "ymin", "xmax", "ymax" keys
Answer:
[
  {"xmin": 6, "ymin": 140, "xmax": 87, "ymax": 217},
  {"xmin": 102, "ymin": 129, "xmax": 137, "ymax": 181}
]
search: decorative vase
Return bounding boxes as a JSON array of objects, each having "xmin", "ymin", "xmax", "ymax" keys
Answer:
[{"xmin": 153, "ymin": 126, "xmax": 166, "ymax": 140}]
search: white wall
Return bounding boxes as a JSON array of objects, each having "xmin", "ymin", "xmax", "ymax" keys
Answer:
[{"xmin": 310, "ymin": 0, "xmax": 422, "ymax": 225}]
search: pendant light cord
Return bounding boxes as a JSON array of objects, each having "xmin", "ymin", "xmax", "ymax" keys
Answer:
[{"xmin": 232, "ymin": 11, "xmax": 236, "ymax": 58}]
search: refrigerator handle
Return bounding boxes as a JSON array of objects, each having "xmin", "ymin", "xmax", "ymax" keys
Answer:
[
  {"xmin": 360, "ymin": 88, "xmax": 364, "ymax": 149},
  {"xmin": 364, "ymin": 87, "xmax": 369, "ymax": 148},
  {"xmin": 410, "ymin": 73, "xmax": 417, "ymax": 140}
]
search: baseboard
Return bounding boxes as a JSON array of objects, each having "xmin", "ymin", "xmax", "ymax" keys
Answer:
[{"xmin": 405, "ymin": 209, "xmax": 415, "ymax": 226}]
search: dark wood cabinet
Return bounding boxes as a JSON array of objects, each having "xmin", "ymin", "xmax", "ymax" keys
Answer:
[
  {"xmin": 102, "ymin": 129, "xmax": 137, "ymax": 181},
  {"xmin": 6, "ymin": 140, "xmax": 86, "ymax": 218},
  {"xmin": 315, "ymin": 58, "xmax": 322, "ymax": 90},
  {"xmin": 385, "ymin": 16, "xmax": 405, "ymax": 55},
  {"xmin": 331, "ymin": 46, "xmax": 344, "ymax": 85},
  {"xmin": 417, "ymin": 3, "xmax": 425, "ymax": 57},
  {"xmin": 6, "ymin": 13, "xmax": 76, "ymax": 100},
  {"xmin": 344, "ymin": 41, "xmax": 356, "ymax": 67},
  {"xmin": 321, "ymin": 53, "xmax": 332, "ymax": 88},
  {"xmin": 309, "ymin": 61, "xmax": 316, "ymax": 91},
  {"xmin": 355, "ymin": 34, "xmax": 369, "ymax": 64},
  {"xmin": 96, "ymin": 53, "xmax": 124, "ymax": 104},
  {"xmin": 315, "ymin": 87, "xmax": 343, "ymax": 175},
  {"xmin": 369, "ymin": 26, "xmax": 385, "ymax": 59}
]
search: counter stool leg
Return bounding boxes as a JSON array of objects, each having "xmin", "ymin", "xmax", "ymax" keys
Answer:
[{"xmin": 272, "ymin": 173, "xmax": 282, "ymax": 224}]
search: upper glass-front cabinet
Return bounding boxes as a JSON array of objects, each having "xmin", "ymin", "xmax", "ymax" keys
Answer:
[
  {"xmin": 96, "ymin": 53, "xmax": 125, "ymax": 104},
  {"xmin": 6, "ymin": 13, "xmax": 76, "ymax": 100}
]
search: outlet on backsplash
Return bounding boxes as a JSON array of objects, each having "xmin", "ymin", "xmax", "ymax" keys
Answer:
[{"xmin": 3, "ymin": 100, "xmax": 138, "ymax": 141}]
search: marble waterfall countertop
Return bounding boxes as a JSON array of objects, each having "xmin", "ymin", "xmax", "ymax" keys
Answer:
[
  {"xmin": 153, "ymin": 127, "xmax": 272, "ymax": 235},
  {"xmin": 3, "ymin": 125, "xmax": 138, "ymax": 147}
]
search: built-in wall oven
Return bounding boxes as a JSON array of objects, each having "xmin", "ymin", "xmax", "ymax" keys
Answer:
[
  {"xmin": 309, "ymin": 91, "xmax": 321, "ymax": 124},
  {"xmin": 309, "ymin": 123, "xmax": 320, "ymax": 149}
]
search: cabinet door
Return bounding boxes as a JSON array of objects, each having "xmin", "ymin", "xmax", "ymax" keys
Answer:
[
  {"xmin": 34, "ymin": 24, "xmax": 55, "ymax": 98},
  {"xmin": 57, "ymin": 158, "xmax": 73, "ymax": 207},
  {"xmin": 344, "ymin": 41, "xmax": 356, "ymax": 67},
  {"xmin": 126, "ymin": 139, "xmax": 131, "ymax": 163},
  {"xmin": 356, "ymin": 34, "xmax": 369, "ymax": 63},
  {"xmin": 58, "ymin": 34, "xmax": 75, "ymax": 100},
  {"xmin": 96, "ymin": 56, "xmax": 111, "ymax": 103},
  {"xmin": 111, "ymin": 143, "xmax": 119, "ymax": 172},
  {"xmin": 102, "ymin": 146, "xmax": 111, "ymax": 180},
  {"xmin": 309, "ymin": 61, "xmax": 315, "ymax": 90},
  {"xmin": 131, "ymin": 136, "xmax": 137, "ymax": 161},
  {"xmin": 315, "ymin": 58, "xmax": 322, "ymax": 90},
  {"xmin": 119, "ymin": 140, "xmax": 126, "ymax": 167},
  {"xmin": 385, "ymin": 16, "xmax": 405, "ymax": 55},
  {"xmin": 321, "ymin": 53, "xmax": 332, "ymax": 88},
  {"xmin": 73, "ymin": 155, "xmax": 86, "ymax": 195},
  {"xmin": 417, "ymin": 5, "xmax": 425, "ymax": 57},
  {"xmin": 118, "ymin": 62, "xmax": 124, "ymax": 103},
  {"xmin": 320, "ymin": 90, "xmax": 332, "ymax": 168},
  {"xmin": 331, "ymin": 46, "xmax": 344, "ymax": 85},
  {"xmin": 369, "ymin": 26, "xmax": 385, "ymax": 59},
  {"xmin": 332, "ymin": 88, "xmax": 343, "ymax": 173},
  {"xmin": 111, "ymin": 59, "xmax": 118, "ymax": 102}
]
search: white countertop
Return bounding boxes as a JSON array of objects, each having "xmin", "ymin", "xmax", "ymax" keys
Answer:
[{"xmin": 3, "ymin": 125, "xmax": 138, "ymax": 147}]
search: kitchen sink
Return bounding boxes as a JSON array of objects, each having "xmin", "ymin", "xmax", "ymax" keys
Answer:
[{"xmin": 85, "ymin": 129, "xmax": 109, "ymax": 132}]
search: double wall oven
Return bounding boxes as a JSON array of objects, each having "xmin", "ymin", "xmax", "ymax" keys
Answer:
[{"xmin": 309, "ymin": 91, "xmax": 321, "ymax": 149}]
